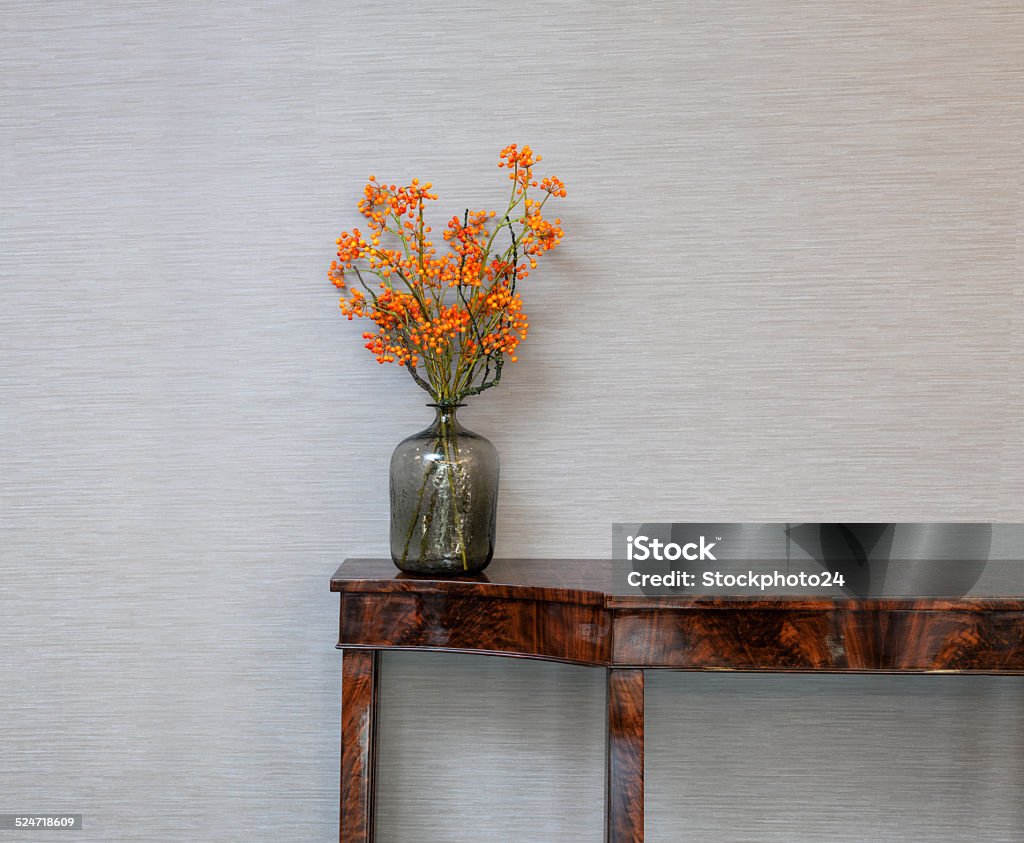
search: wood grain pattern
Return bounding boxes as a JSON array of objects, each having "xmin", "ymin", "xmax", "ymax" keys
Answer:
[
  {"xmin": 607, "ymin": 669, "xmax": 645, "ymax": 843},
  {"xmin": 340, "ymin": 592, "xmax": 611, "ymax": 666},
  {"xmin": 611, "ymin": 609, "xmax": 1024, "ymax": 671},
  {"xmin": 341, "ymin": 650, "xmax": 379, "ymax": 843},
  {"xmin": 332, "ymin": 558, "xmax": 608, "ymax": 605},
  {"xmin": 333, "ymin": 560, "xmax": 1024, "ymax": 672}
]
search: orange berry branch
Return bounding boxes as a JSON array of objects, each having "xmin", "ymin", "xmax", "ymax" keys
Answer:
[{"xmin": 328, "ymin": 145, "xmax": 566, "ymax": 406}]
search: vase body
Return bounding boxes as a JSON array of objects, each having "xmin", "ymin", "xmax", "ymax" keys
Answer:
[{"xmin": 389, "ymin": 405, "xmax": 499, "ymax": 576}]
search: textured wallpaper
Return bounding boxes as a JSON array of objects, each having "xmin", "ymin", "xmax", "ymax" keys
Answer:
[{"xmin": 1, "ymin": 1, "xmax": 1021, "ymax": 841}]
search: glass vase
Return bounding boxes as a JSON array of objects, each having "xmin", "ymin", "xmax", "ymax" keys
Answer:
[{"xmin": 389, "ymin": 404, "xmax": 498, "ymax": 576}]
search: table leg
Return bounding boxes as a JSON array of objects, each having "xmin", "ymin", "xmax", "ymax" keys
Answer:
[
  {"xmin": 341, "ymin": 649, "xmax": 380, "ymax": 843},
  {"xmin": 607, "ymin": 668, "xmax": 644, "ymax": 843}
]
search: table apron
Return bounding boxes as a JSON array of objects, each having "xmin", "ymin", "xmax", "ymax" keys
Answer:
[
  {"xmin": 339, "ymin": 592, "xmax": 612, "ymax": 665},
  {"xmin": 611, "ymin": 608, "xmax": 1024, "ymax": 671}
]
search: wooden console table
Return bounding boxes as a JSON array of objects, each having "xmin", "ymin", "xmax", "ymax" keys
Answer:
[{"xmin": 331, "ymin": 558, "xmax": 1024, "ymax": 842}]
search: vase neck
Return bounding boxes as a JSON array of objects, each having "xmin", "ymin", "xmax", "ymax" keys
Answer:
[{"xmin": 429, "ymin": 404, "xmax": 463, "ymax": 431}]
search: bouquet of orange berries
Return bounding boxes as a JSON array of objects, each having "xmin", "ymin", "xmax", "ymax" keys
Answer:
[{"xmin": 329, "ymin": 144, "xmax": 566, "ymax": 405}]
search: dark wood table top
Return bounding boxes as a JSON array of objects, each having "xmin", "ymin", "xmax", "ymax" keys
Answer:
[
  {"xmin": 330, "ymin": 558, "xmax": 1024, "ymax": 611},
  {"xmin": 331, "ymin": 558, "xmax": 609, "ymax": 605}
]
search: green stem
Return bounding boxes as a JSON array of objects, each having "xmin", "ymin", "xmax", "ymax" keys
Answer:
[
  {"xmin": 398, "ymin": 408, "xmax": 451, "ymax": 563},
  {"xmin": 400, "ymin": 444, "xmax": 439, "ymax": 564},
  {"xmin": 439, "ymin": 414, "xmax": 469, "ymax": 570},
  {"xmin": 418, "ymin": 484, "xmax": 439, "ymax": 562},
  {"xmin": 399, "ymin": 411, "xmax": 468, "ymax": 571}
]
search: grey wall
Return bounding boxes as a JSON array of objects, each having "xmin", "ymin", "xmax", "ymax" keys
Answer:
[{"xmin": 2, "ymin": 1, "xmax": 1021, "ymax": 841}]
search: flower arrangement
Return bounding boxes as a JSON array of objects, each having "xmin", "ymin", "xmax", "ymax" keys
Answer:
[{"xmin": 328, "ymin": 144, "xmax": 566, "ymax": 406}]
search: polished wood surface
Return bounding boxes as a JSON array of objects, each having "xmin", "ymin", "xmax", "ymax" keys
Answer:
[
  {"xmin": 332, "ymin": 559, "xmax": 1024, "ymax": 672},
  {"xmin": 339, "ymin": 591, "xmax": 611, "ymax": 666},
  {"xmin": 341, "ymin": 650, "xmax": 379, "ymax": 843},
  {"xmin": 612, "ymin": 608, "xmax": 1024, "ymax": 671},
  {"xmin": 607, "ymin": 669, "xmax": 644, "ymax": 843},
  {"xmin": 333, "ymin": 558, "xmax": 1024, "ymax": 610},
  {"xmin": 333, "ymin": 558, "xmax": 1024, "ymax": 842},
  {"xmin": 331, "ymin": 557, "xmax": 609, "ymax": 604}
]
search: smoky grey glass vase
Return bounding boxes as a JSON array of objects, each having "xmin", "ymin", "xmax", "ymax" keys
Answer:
[{"xmin": 389, "ymin": 404, "xmax": 499, "ymax": 576}]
